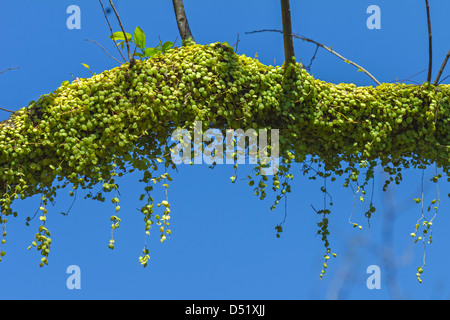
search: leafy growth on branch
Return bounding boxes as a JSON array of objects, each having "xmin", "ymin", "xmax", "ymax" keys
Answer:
[
  {"xmin": 109, "ymin": 26, "xmax": 174, "ymax": 60},
  {"xmin": 0, "ymin": 42, "xmax": 448, "ymax": 281}
]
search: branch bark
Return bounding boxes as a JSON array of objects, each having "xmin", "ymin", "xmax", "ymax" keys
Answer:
[
  {"xmin": 433, "ymin": 48, "xmax": 450, "ymax": 85},
  {"xmin": 280, "ymin": 0, "xmax": 295, "ymax": 66},
  {"xmin": 425, "ymin": 0, "xmax": 433, "ymax": 83},
  {"xmin": 172, "ymin": 0, "xmax": 194, "ymax": 42}
]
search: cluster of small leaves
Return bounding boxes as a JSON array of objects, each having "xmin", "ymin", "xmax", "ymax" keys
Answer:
[
  {"xmin": 313, "ymin": 206, "xmax": 337, "ymax": 279},
  {"xmin": 410, "ymin": 198, "xmax": 439, "ymax": 244},
  {"xmin": 135, "ymin": 169, "xmax": 172, "ymax": 267},
  {"xmin": 320, "ymin": 249, "xmax": 338, "ymax": 280},
  {"xmin": 0, "ymin": 41, "xmax": 448, "ymax": 271},
  {"xmin": 110, "ymin": 27, "xmax": 174, "ymax": 60},
  {"xmin": 410, "ymin": 171, "xmax": 442, "ymax": 283},
  {"xmin": 343, "ymin": 162, "xmax": 376, "ymax": 230},
  {"xmin": 27, "ymin": 195, "xmax": 52, "ymax": 267},
  {"xmin": 0, "ymin": 185, "xmax": 13, "ymax": 261},
  {"xmin": 137, "ymin": 169, "xmax": 155, "ymax": 267},
  {"xmin": 156, "ymin": 199, "xmax": 171, "ymax": 243},
  {"xmin": 108, "ymin": 162, "xmax": 121, "ymax": 249},
  {"xmin": 146, "ymin": 170, "xmax": 173, "ymax": 244}
]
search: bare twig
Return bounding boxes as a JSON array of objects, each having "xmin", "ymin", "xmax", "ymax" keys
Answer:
[
  {"xmin": 388, "ymin": 69, "xmax": 427, "ymax": 84},
  {"xmin": 0, "ymin": 107, "xmax": 14, "ymax": 113},
  {"xmin": 98, "ymin": 0, "xmax": 127, "ymax": 63},
  {"xmin": 425, "ymin": 0, "xmax": 433, "ymax": 83},
  {"xmin": 245, "ymin": 29, "xmax": 382, "ymax": 86},
  {"xmin": 305, "ymin": 45, "xmax": 319, "ymax": 71},
  {"xmin": 85, "ymin": 39, "xmax": 122, "ymax": 64},
  {"xmin": 0, "ymin": 67, "xmax": 20, "ymax": 75},
  {"xmin": 108, "ymin": 0, "xmax": 133, "ymax": 65},
  {"xmin": 433, "ymin": 49, "xmax": 450, "ymax": 85},
  {"xmin": 172, "ymin": 0, "xmax": 194, "ymax": 42},
  {"xmin": 232, "ymin": 33, "xmax": 240, "ymax": 53},
  {"xmin": 437, "ymin": 74, "xmax": 449, "ymax": 85},
  {"xmin": 0, "ymin": 68, "xmax": 18, "ymax": 112},
  {"xmin": 280, "ymin": 0, "xmax": 296, "ymax": 66},
  {"xmin": 172, "ymin": 35, "xmax": 179, "ymax": 48}
]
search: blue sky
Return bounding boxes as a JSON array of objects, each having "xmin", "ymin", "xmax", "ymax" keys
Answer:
[{"xmin": 0, "ymin": 0, "xmax": 449, "ymax": 299}]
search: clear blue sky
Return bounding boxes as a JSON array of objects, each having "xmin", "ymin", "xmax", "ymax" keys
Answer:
[{"xmin": 0, "ymin": 0, "xmax": 449, "ymax": 299}]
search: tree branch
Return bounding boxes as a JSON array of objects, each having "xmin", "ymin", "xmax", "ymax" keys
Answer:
[
  {"xmin": 425, "ymin": 0, "xmax": 432, "ymax": 83},
  {"xmin": 172, "ymin": 0, "xmax": 194, "ymax": 42},
  {"xmin": 245, "ymin": 29, "xmax": 381, "ymax": 86},
  {"xmin": 280, "ymin": 0, "xmax": 295, "ymax": 66},
  {"xmin": 433, "ymin": 48, "xmax": 450, "ymax": 85}
]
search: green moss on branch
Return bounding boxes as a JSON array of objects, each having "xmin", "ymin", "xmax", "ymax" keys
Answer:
[{"xmin": 0, "ymin": 41, "xmax": 448, "ymax": 266}]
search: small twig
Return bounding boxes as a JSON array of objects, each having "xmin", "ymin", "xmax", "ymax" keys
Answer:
[
  {"xmin": 62, "ymin": 189, "xmax": 77, "ymax": 216},
  {"xmin": 305, "ymin": 44, "xmax": 319, "ymax": 71},
  {"xmin": 98, "ymin": 0, "xmax": 127, "ymax": 63},
  {"xmin": 437, "ymin": 74, "xmax": 449, "ymax": 85},
  {"xmin": 390, "ymin": 69, "xmax": 427, "ymax": 84},
  {"xmin": 172, "ymin": 35, "xmax": 179, "ymax": 48},
  {"xmin": 433, "ymin": 49, "xmax": 450, "ymax": 85},
  {"xmin": 0, "ymin": 107, "xmax": 15, "ymax": 113},
  {"xmin": 0, "ymin": 67, "xmax": 20, "ymax": 75},
  {"xmin": 85, "ymin": 39, "xmax": 122, "ymax": 64},
  {"xmin": 108, "ymin": 0, "xmax": 132, "ymax": 64},
  {"xmin": 425, "ymin": 0, "xmax": 433, "ymax": 83},
  {"xmin": 0, "ymin": 67, "xmax": 20, "ymax": 113},
  {"xmin": 245, "ymin": 29, "xmax": 382, "ymax": 86},
  {"xmin": 70, "ymin": 73, "xmax": 81, "ymax": 83},
  {"xmin": 232, "ymin": 33, "xmax": 240, "ymax": 53}
]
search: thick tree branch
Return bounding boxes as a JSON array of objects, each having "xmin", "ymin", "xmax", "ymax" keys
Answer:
[
  {"xmin": 245, "ymin": 29, "xmax": 381, "ymax": 86},
  {"xmin": 425, "ymin": 0, "xmax": 432, "ymax": 83},
  {"xmin": 172, "ymin": 0, "xmax": 194, "ymax": 42},
  {"xmin": 280, "ymin": 0, "xmax": 295, "ymax": 66},
  {"xmin": 433, "ymin": 49, "xmax": 450, "ymax": 85}
]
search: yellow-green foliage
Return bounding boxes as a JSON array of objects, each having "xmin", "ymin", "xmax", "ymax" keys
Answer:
[{"xmin": 0, "ymin": 41, "xmax": 448, "ymax": 267}]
